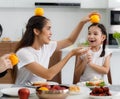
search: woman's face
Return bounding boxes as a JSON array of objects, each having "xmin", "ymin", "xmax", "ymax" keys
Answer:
[
  {"xmin": 36, "ymin": 21, "xmax": 52, "ymax": 44},
  {"xmin": 87, "ymin": 26, "xmax": 106, "ymax": 47}
]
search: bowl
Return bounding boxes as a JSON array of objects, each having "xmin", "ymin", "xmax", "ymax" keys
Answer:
[{"xmin": 36, "ymin": 85, "xmax": 69, "ymax": 99}]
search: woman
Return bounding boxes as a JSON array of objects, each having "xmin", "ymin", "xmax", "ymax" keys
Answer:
[
  {"xmin": 0, "ymin": 24, "xmax": 12, "ymax": 77},
  {"xmin": 15, "ymin": 12, "xmax": 100, "ymax": 85}
]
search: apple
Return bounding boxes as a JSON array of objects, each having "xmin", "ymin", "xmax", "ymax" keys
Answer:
[{"xmin": 18, "ymin": 88, "xmax": 30, "ymax": 99}]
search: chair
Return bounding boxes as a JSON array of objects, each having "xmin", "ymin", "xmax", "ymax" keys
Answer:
[
  {"xmin": 73, "ymin": 55, "xmax": 84, "ymax": 84},
  {"xmin": 0, "ymin": 69, "xmax": 14, "ymax": 84},
  {"xmin": 48, "ymin": 50, "xmax": 62, "ymax": 84},
  {"xmin": 73, "ymin": 55, "xmax": 112, "ymax": 84},
  {"xmin": 107, "ymin": 68, "xmax": 112, "ymax": 84}
]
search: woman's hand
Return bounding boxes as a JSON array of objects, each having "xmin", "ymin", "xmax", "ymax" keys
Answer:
[
  {"xmin": 71, "ymin": 47, "xmax": 89, "ymax": 56},
  {"xmin": 0, "ymin": 54, "xmax": 12, "ymax": 73},
  {"xmin": 81, "ymin": 11, "xmax": 101, "ymax": 24}
]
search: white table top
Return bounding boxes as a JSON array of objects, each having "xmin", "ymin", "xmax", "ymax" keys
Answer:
[{"xmin": 0, "ymin": 84, "xmax": 120, "ymax": 99}]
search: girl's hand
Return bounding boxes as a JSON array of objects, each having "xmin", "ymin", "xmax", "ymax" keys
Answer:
[{"xmin": 86, "ymin": 53, "xmax": 93, "ymax": 65}]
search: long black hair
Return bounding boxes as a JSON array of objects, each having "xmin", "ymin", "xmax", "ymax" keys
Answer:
[
  {"xmin": 88, "ymin": 23, "xmax": 107, "ymax": 57},
  {"xmin": 15, "ymin": 15, "xmax": 49, "ymax": 52}
]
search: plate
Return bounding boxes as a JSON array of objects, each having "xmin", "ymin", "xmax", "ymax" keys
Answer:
[
  {"xmin": 0, "ymin": 87, "xmax": 36, "ymax": 96},
  {"xmin": 69, "ymin": 86, "xmax": 90, "ymax": 95},
  {"xmin": 89, "ymin": 91, "xmax": 120, "ymax": 99},
  {"xmin": 25, "ymin": 81, "xmax": 58, "ymax": 88},
  {"xmin": 36, "ymin": 85, "xmax": 69, "ymax": 99},
  {"xmin": 77, "ymin": 82, "xmax": 110, "ymax": 89},
  {"xmin": 0, "ymin": 84, "xmax": 14, "ymax": 90}
]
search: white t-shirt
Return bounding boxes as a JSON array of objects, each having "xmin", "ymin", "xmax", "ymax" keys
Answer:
[
  {"xmin": 80, "ymin": 47, "xmax": 112, "ymax": 82},
  {"xmin": 15, "ymin": 41, "xmax": 57, "ymax": 85}
]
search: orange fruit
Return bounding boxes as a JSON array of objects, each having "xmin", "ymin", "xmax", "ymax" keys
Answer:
[
  {"xmin": 9, "ymin": 54, "xmax": 19, "ymax": 66},
  {"xmin": 90, "ymin": 14, "xmax": 100, "ymax": 23},
  {"xmin": 34, "ymin": 8, "xmax": 44, "ymax": 16},
  {"xmin": 38, "ymin": 87, "xmax": 49, "ymax": 91}
]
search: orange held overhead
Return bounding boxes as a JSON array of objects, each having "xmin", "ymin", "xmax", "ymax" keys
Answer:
[
  {"xmin": 90, "ymin": 14, "xmax": 100, "ymax": 23},
  {"xmin": 9, "ymin": 53, "xmax": 19, "ymax": 66},
  {"xmin": 34, "ymin": 8, "xmax": 44, "ymax": 16}
]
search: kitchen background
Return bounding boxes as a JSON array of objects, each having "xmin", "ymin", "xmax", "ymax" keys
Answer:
[
  {"xmin": 0, "ymin": 0, "xmax": 109, "ymax": 43},
  {"xmin": 0, "ymin": 0, "xmax": 120, "ymax": 85}
]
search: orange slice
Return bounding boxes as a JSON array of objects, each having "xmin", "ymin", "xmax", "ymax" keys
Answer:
[{"xmin": 38, "ymin": 87, "xmax": 49, "ymax": 91}]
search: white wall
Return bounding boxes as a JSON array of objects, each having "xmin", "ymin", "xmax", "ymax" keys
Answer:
[{"xmin": 0, "ymin": 7, "xmax": 108, "ymax": 45}]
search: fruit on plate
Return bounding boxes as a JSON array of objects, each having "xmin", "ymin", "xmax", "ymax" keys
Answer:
[
  {"xmin": 86, "ymin": 80, "xmax": 105, "ymax": 87},
  {"xmin": 90, "ymin": 14, "xmax": 100, "ymax": 23},
  {"xmin": 41, "ymin": 84, "xmax": 51, "ymax": 89},
  {"xmin": 38, "ymin": 87, "xmax": 49, "ymax": 91},
  {"xmin": 38, "ymin": 85, "xmax": 68, "ymax": 91},
  {"xmin": 90, "ymin": 86, "xmax": 112, "ymax": 96},
  {"xmin": 69, "ymin": 85, "xmax": 80, "ymax": 92},
  {"xmin": 32, "ymin": 81, "xmax": 49, "ymax": 87},
  {"xmin": 18, "ymin": 88, "xmax": 30, "ymax": 99},
  {"xmin": 9, "ymin": 53, "xmax": 19, "ymax": 66}
]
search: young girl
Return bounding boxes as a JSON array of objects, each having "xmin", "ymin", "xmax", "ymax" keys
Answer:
[{"xmin": 74, "ymin": 23, "xmax": 112, "ymax": 83}]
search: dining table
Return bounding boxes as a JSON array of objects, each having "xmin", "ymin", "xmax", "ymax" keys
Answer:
[{"xmin": 0, "ymin": 84, "xmax": 120, "ymax": 99}]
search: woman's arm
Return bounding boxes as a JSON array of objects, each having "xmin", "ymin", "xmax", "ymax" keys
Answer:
[
  {"xmin": 26, "ymin": 47, "xmax": 88, "ymax": 80},
  {"xmin": 56, "ymin": 12, "xmax": 100, "ymax": 51}
]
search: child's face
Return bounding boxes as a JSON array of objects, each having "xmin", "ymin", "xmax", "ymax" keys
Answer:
[{"xmin": 87, "ymin": 26, "xmax": 106, "ymax": 47}]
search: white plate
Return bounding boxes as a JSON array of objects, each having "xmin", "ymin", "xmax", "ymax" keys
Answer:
[
  {"xmin": 0, "ymin": 87, "xmax": 36, "ymax": 96},
  {"xmin": 26, "ymin": 81, "xmax": 58, "ymax": 88},
  {"xmin": 69, "ymin": 86, "xmax": 90, "ymax": 95},
  {"xmin": 0, "ymin": 84, "xmax": 14, "ymax": 90},
  {"xmin": 77, "ymin": 81, "xmax": 110, "ymax": 89},
  {"xmin": 89, "ymin": 91, "xmax": 120, "ymax": 99}
]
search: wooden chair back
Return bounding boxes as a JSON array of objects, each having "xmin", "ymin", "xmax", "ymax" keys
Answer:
[
  {"xmin": 48, "ymin": 50, "xmax": 62, "ymax": 84},
  {"xmin": 0, "ymin": 69, "xmax": 14, "ymax": 84}
]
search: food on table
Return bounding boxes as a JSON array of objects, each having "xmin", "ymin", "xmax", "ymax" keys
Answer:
[
  {"xmin": 9, "ymin": 53, "xmax": 19, "ymax": 66},
  {"xmin": 18, "ymin": 88, "xmax": 30, "ymax": 99},
  {"xmin": 86, "ymin": 80, "xmax": 105, "ymax": 87},
  {"xmin": 90, "ymin": 14, "xmax": 100, "ymax": 23},
  {"xmin": 86, "ymin": 77, "xmax": 106, "ymax": 87},
  {"xmin": 90, "ymin": 86, "xmax": 112, "ymax": 96},
  {"xmin": 38, "ymin": 87, "xmax": 49, "ymax": 91},
  {"xmin": 38, "ymin": 85, "xmax": 67, "ymax": 91},
  {"xmin": 69, "ymin": 85, "xmax": 80, "ymax": 92},
  {"xmin": 36, "ymin": 85, "xmax": 69, "ymax": 99},
  {"xmin": 32, "ymin": 81, "xmax": 49, "ymax": 87}
]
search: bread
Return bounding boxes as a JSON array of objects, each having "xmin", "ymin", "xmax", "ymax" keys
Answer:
[
  {"xmin": 69, "ymin": 85, "xmax": 80, "ymax": 92},
  {"xmin": 32, "ymin": 81, "xmax": 48, "ymax": 87}
]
